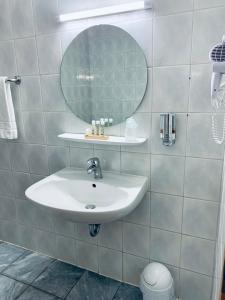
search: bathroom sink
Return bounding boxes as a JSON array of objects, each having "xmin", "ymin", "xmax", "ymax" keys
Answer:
[{"xmin": 25, "ymin": 168, "xmax": 148, "ymax": 224}]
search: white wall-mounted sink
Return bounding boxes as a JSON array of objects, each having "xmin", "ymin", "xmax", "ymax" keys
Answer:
[{"xmin": 25, "ymin": 168, "xmax": 148, "ymax": 224}]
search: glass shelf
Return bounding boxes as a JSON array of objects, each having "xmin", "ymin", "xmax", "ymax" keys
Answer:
[{"xmin": 58, "ymin": 133, "xmax": 147, "ymax": 146}]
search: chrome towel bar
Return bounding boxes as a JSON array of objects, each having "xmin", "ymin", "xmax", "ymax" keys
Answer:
[{"xmin": 6, "ymin": 76, "xmax": 21, "ymax": 85}]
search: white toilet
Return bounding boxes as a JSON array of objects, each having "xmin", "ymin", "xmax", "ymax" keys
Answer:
[{"xmin": 140, "ymin": 262, "xmax": 176, "ymax": 300}]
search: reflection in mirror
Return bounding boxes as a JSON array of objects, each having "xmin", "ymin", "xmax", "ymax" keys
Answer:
[{"xmin": 61, "ymin": 24, "xmax": 148, "ymax": 125}]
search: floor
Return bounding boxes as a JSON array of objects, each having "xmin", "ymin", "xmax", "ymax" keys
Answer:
[{"xmin": 0, "ymin": 241, "xmax": 142, "ymax": 300}]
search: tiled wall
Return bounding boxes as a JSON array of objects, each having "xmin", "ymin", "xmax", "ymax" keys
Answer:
[{"xmin": 0, "ymin": 1, "xmax": 224, "ymax": 299}]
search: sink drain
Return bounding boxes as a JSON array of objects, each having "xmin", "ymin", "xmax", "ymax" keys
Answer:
[
  {"xmin": 85, "ymin": 204, "xmax": 96, "ymax": 210},
  {"xmin": 89, "ymin": 224, "xmax": 101, "ymax": 237}
]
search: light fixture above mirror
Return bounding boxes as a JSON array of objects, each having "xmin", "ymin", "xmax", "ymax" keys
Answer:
[{"xmin": 59, "ymin": 1, "xmax": 152, "ymax": 22}]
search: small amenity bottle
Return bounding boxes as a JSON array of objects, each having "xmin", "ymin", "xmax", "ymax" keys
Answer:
[
  {"xmin": 96, "ymin": 120, "xmax": 100, "ymax": 135},
  {"xmin": 109, "ymin": 118, "xmax": 113, "ymax": 126},
  {"xmin": 104, "ymin": 118, "xmax": 109, "ymax": 127},
  {"xmin": 100, "ymin": 118, "xmax": 105, "ymax": 136},
  {"xmin": 91, "ymin": 120, "xmax": 96, "ymax": 135},
  {"xmin": 124, "ymin": 117, "xmax": 138, "ymax": 141}
]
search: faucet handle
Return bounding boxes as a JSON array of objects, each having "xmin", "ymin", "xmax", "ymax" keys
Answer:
[
  {"xmin": 86, "ymin": 157, "xmax": 103, "ymax": 179},
  {"xmin": 87, "ymin": 157, "xmax": 100, "ymax": 167}
]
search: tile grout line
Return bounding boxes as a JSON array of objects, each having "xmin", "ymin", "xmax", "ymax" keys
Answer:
[{"xmin": 63, "ymin": 270, "xmax": 87, "ymax": 300}]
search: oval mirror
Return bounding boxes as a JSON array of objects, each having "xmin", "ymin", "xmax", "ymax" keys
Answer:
[{"xmin": 61, "ymin": 24, "xmax": 148, "ymax": 125}]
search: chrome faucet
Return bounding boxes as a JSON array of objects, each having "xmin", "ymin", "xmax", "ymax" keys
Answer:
[{"xmin": 87, "ymin": 157, "xmax": 103, "ymax": 179}]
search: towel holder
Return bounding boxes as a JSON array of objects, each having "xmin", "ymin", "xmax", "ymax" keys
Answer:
[{"xmin": 6, "ymin": 76, "xmax": 21, "ymax": 85}]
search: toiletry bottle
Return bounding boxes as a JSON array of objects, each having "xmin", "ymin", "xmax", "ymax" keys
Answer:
[
  {"xmin": 91, "ymin": 120, "xmax": 96, "ymax": 135},
  {"xmin": 109, "ymin": 118, "xmax": 113, "ymax": 126},
  {"xmin": 104, "ymin": 118, "xmax": 109, "ymax": 127},
  {"xmin": 100, "ymin": 118, "xmax": 105, "ymax": 136},
  {"xmin": 124, "ymin": 117, "xmax": 138, "ymax": 141},
  {"xmin": 86, "ymin": 128, "xmax": 92, "ymax": 136},
  {"xmin": 96, "ymin": 120, "xmax": 100, "ymax": 135}
]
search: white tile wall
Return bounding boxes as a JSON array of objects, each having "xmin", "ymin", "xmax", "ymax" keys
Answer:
[
  {"xmin": 55, "ymin": 235, "xmax": 76, "ymax": 264},
  {"xmin": 151, "ymin": 193, "xmax": 183, "ymax": 232},
  {"xmin": 36, "ymin": 34, "xmax": 62, "ymax": 74},
  {"xmin": 186, "ymin": 113, "xmax": 224, "ymax": 159},
  {"xmin": 0, "ymin": 41, "xmax": 17, "ymax": 76},
  {"xmin": 0, "ymin": 1, "xmax": 13, "ymax": 41},
  {"xmin": 151, "ymin": 155, "xmax": 185, "ymax": 195},
  {"xmin": 180, "ymin": 235, "xmax": 215, "ymax": 275},
  {"xmin": 124, "ymin": 192, "xmax": 150, "ymax": 226},
  {"xmin": 77, "ymin": 241, "xmax": 98, "ymax": 272},
  {"xmin": 184, "ymin": 157, "xmax": 222, "ymax": 201},
  {"xmin": 152, "ymin": 66, "xmax": 190, "ymax": 112},
  {"xmin": 150, "ymin": 228, "xmax": 181, "ymax": 267},
  {"xmin": 153, "ymin": 0, "xmax": 193, "ymax": 16},
  {"xmin": 0, "ymin": 1, "xmax": 223, "ymax": 299},
  {"xmin": 153, "ymin": 13, "xmax": 193, "ymax": 66},
  {"xmin": 98, "ymin": 247, "xmax": 123, "ymax": 281},
  {"xmin": 15, "ymin": 38, "xmax": 39, "ymax": 75},
  {"xmin": 11, "ymin": 0, "xmax": 35, "ymax": 38},
  {"xmin": 182, "ymin": 198, "xmax": 219, "ymax": 239},
  {"xmin": 123, "ymin": 223, "xmax": 150, "ymax": 258},
  {"xmin": 180, "ymin": 269, "xmax": 212, "ymax": 300},
  {"xmin": 123, "ymin": 253, "xmax": 148, "ymax": 285},
  {"xmin": 20, "ymin": 76, "xmax": 42, "ymax": 111},
  {"xmin": 189, "ymin": 64, "xmax": 213, "ymax": 112},
  {"xmin": 194, "ymin": 0, "xmax": 225, "ymax": 9},
  {"xmin": 98, "ymin": 222, "xmax": 123, "ymax": 251}
]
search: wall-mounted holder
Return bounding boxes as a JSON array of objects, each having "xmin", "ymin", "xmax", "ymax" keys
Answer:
[
  {"xmin": 160, "ymin": 113, "xmax": 176, "ymax": 146},
  {"xmin": 6, "ymin": 76, "xmax": 21, "ymax": 85}
]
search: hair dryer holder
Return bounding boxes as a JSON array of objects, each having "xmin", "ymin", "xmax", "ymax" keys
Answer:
[
  {"xmin": 211, "ymin": 62, "xmax": 225, "ymax": 101},
  {"xmin": 160, "ymin": 113, "xmax": 176, "ymax": 147}
]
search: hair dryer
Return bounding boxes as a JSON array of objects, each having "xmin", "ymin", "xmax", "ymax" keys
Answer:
[
  {"xmin": 209, "ymin": 36, "xmax": 225, "ymax": 107},
  {"xmin": 210, "ymin": 36, "xmax": 225, "ymax": 144}
]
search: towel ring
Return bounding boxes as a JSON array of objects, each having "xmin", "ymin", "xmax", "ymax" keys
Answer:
[{"xmin": 6, "ymin": 76, "xmax": 21, "ymax": 85}]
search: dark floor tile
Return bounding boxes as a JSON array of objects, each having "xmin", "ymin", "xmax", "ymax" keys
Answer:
[
  {"xmin": 17, "ymin": 286, "xmax": 59, "ymax": 300},
  {"xmin": 113, "ymin": 283, "xmax": 143, "ymax": 300},
  {"xmin": 32, "ymin": 260, "xmax": 85, "ymax": 298},
  {"xmin": 66, "ymin": 271, "xmax": 121, "ymax": 300},
  {"xmin": 3, "ymin": 252, "xmax": 54, "ymax": 284},
  {"xmin": 0, "ymin": 274, "xmax": 27, "ymax": 300},
  {"xmin": 0, "ymin": 243, "xmax": 27, "ymax": 272}
]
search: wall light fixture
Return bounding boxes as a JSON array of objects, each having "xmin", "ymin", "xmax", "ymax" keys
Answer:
[{"xmin": 59, "ymin": 1, "xmax": 152, "ymax": 22}]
